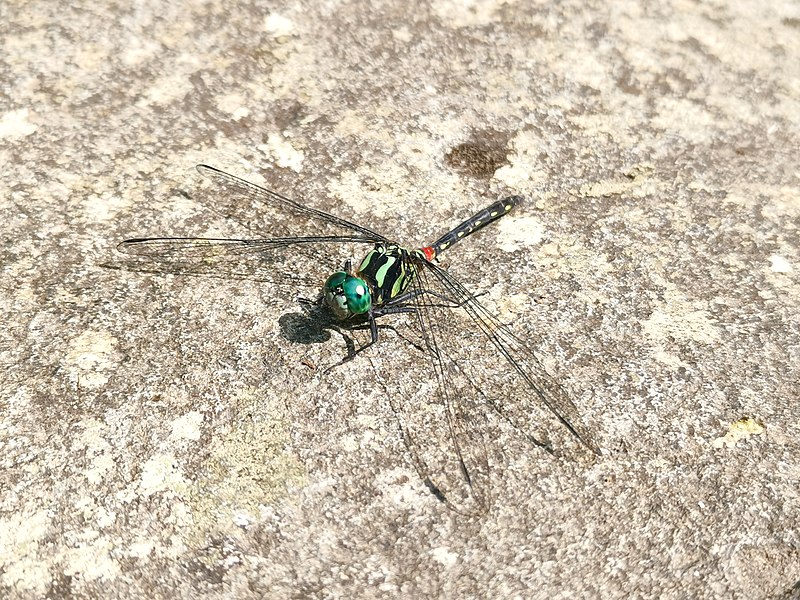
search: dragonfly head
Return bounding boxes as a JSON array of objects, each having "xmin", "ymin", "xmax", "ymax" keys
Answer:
[{"xmin": 323, "ymin": 271, "xmax": 372, "ymax": 320}]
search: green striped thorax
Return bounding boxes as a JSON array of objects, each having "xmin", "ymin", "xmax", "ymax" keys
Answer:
[
  {"xmin": 322, "ymin": 244, "xmax": 421, "ymax": 320},
  {"xmin": 323, "ymin": 270, "xmax": 372, "ymax": 319}
]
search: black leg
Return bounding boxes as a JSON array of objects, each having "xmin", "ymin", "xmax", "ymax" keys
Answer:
[
  {"xmin": 319, "ymin": 286, "xmax": 479, "ymax": 373},
  {"xmin": 387, "ymin": 287, "xmax": 457, "ymax": 307},
  {"xmin": 322, "ymin": 308, "xmax": 380, "ymax": 373},
  {"xmin": 385, "ymin": 287, "xmax": 484, "ymax": 310}
]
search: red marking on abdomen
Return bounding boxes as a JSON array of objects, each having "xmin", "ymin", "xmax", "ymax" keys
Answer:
[{"xmin": 421, "ymin": 246, "xmax": 436, "ymax": 261}]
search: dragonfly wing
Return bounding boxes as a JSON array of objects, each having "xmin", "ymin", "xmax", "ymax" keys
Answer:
[
  {"xmin": 384, "ymin": 254, "xmax": 597, "ymax": 511},
  {"xmin": 115, "ymin": 237, "xmax": 359, "ymax": 287},
  {"xmin": 195, "ymin": 165, "xmax": 388, "ymax": 242},
  {"xmin": 115, "ymin": 166, "xmax": 390, "ymax": 286},
  {"xmin": 379, "ymin": 336, "xmax": 494, "ymax": 514},
  {"xmin": 376, "ymin": 258, "xmax": 497, "ymax": 513},
  {"xmin": 418, "ymin": 258, "xmax": 598, "ymax": 453}
]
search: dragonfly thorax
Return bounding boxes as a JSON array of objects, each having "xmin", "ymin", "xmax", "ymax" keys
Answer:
[
  {"xmin": 356, "ymin": 244, "xmax": 422, "ymax": 307},
  {"xmin": 323, "ymin": 271, "xmax": 372, "ymax": 320},
  {"xmin": 323, "ymin": 244, "xmax": 422, "ymax": 320}
]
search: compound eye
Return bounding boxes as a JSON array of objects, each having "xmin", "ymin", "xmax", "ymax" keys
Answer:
[
  {"xmin": 323, "ymin": 272, "xmax": 351, "ymax": 319},
  {"xmin": 343, "ymin": 277, "xmax": 371, "ymax": 315},
  {"xmin": 325, "ymin": 292, "xmax": 349, "ymax": 320}
]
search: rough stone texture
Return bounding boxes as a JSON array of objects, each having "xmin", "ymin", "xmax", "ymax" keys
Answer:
[{"xmin": 2, "ymin": 0, "xmax": 799, "ymax": 598}]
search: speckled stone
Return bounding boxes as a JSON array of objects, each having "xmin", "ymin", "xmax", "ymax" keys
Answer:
[{"xmin": 1, "ymin": 1, "xmax": 799, "ymax": 598}]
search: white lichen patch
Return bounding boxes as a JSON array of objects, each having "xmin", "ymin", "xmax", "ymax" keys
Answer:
[
  {"xmin": 493, "ymin": 131, "xmax": 550, "ymax": 190},
  {"xmin": 576, "ymin": 178, "xmax": 638, "ymax": 199},
  {"xmin": 328, "ymin": 164, "xmax": 419, "ymax": 218},
  {"xmin": 430, "ymin": 545, "xmax": 459, "ymax": 568},
  {"xmin": 651, "ymin": 97, "xmax": 715, "ymax": 144},
  {"xmin": 121, "ymin": 38, "xmax": 160, "ymax": 66},
  {"xmin": 74, "ymin": 496, "xmax": 116, "ymax": 529},
  {"xmin": 258, "ymin": 133, "xmax": 305, "ymax": 171},
  {"xmin": 76, "ymin": 418, "xmax": 114, "ymax": 485},
  {"xmin": 125, "ymin": 541, "xmax": 155, "ymax": 560},
  {"xmin": 232, "ymin": 512, "xmax": 253, "ymax": 528},
  {"xmin": 757, "ymin": 184, "xmax": 800, "ymax": 221},
  {"xmin": 264, "ymin": 13, "xmax": 296, "ymax": 37},
  {"xmin": 0, "ymin": 508, "xmax": 52, "ymax": 594},
  {"xmin": 138, "ymin": 453, "xmax": 187, "ymax": 497},
  {"xmin": 82, "ymin": 193, "xmax": 129, "ymax": 223},
  {"xmin": 266, "ymin": 38, "xmax": 320, "ymax": 100},
  {"xmin": 60, "ymin": 535, "xmax": 121, "ymax": 583},
  {"xmin": 575, "ymin": 164, "xmax": 661, "ymax": 200},
  {"xmin": 489, "ymin": 291, "xmax": 528, "ymax": 323},
  {"xmin": 0, "ymin": 556, "xmax": 50, "ymax": 595},
  {"xmin": 340, "ymin": 432, "xmax": 359, "ymax": 453},
  {"xmin": 65, "ymin": 330, "xmax": 118, "ymax": 388},
  {"xmin": 216, "ymin": 92, "xmax": 250, "ymax": 120},
  {"xmin": 139, "ymin": 73, "xmax": 194, "ymax": 107},
  {"xmin": 496, "ymin": 215, "xmax": 545, "ymax": 253},
  {"xmin": 170, "ymin": 410, "xmax": 203, "ymax": 442},
  {"xmin": 765, "ymin": 252, "xmax": 799, "ymax": 301},
  {"xmin": 650, "ymin": 349, "xmax": 688, "ymax": 369},
  {"xmin": 86, "ymin": 449, "xmax": 116, "ymax": 486},
  {"xmin": 333, "ymin": 110, "xmax": 372, "ymax": 138},
  {"xmin": 164, "ymin": 500, "xmax": 193, "ymax": 530},
  {"xmin": 374, "ymin": 466, "xmax": 421, "ymax": 507},
  {"xmin": 355, "ymin": 413, "xmax": 381, "ymax": 431},
  {"xmin": 642, "ymin": 275, "xmax": 721, "ymax": 351},
  {"xmin": 769, "ymin": 255, "xmax": 792, "ymax": 273},
  {"xmin": 643, "ymin": 306, "xmax": 720, "ymax": 345},
  {"xmin": 0, "ymin": 108, "xmax": 37, "ymax": 140},
  {"xmin": 391, "ymin": 26, "xmax": 412, "ymax": 43},
  {"xmin": 713, "ymin": 417, "xmax": 765, "ymax": 449}
]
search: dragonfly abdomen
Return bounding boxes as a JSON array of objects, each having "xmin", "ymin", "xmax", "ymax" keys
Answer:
[{"xmin": 422, "ymin": 196, "xmax": 520, "ymax": 261}]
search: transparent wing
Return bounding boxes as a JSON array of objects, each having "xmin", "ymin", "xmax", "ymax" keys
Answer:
[
  {"xmin": 115, "ymin": 165, "xmax": 389, "ymax": 285},
  {"xmin": 115, "ymin": 237, "xmax": 376, "ymax": 287},
  {"xmin": 193, "ymin": 165, "xmax": 388, "ymax": 242},
  {"xmin": 387, "ymin": 254, "xmax": 597, "ymax": 513},
  {"xmin": 422, "ymin": 260, "xmax": 597, "ymax": 449}
]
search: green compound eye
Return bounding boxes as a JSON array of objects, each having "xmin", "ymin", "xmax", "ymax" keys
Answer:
[
  {"xmin": 324, "ymin": 271, "xmax": 347, "ymax": 290},
  {"xmin": 342, "ymin": 276, "xmax": 371, "ymax": 314},
  {"xmin": 323, "ymin": 272, "xmax": 371, "ymax": 319}
]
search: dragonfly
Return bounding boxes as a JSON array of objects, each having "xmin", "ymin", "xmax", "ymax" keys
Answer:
[{"xmin": 118, "ymin": 164, "xmax": 598, "ymax": 513}]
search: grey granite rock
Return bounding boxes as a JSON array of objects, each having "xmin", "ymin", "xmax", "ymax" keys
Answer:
[{"xmin": 1, "ymin": 1, "xmax": 798, "ymax": 598}]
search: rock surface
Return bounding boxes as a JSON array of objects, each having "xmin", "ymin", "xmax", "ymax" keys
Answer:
[{"xmin": 2, "ymin": 1, "xmax": 799, "ymax": 598}]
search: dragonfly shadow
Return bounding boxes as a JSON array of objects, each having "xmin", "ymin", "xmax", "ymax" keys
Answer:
[
  {"xmin": 278, "ymin": 299, "xmax": 370, "ymax": 363},
  {"xmin": 279, "ymin": 300, "xmax": 425, "ymax": 367},
  {"xmin": 278, "ymin": 302, "xmax": 336, "ymax": 346}
]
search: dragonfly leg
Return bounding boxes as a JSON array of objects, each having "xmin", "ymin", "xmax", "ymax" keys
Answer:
[
  {"xmin": 322, "ymin": 304, "xmax": 434, "ymax": 372},
  {"xmin": 386, "ymin": 287, "xmax": 485, "ymax": 310},
  {"xmin": 372, "ymin": 305, "xmax": 417, "ymax": 316},
  {"xmin": 322, "ymin": 308, "xmax": 380, "ymax": 373},
  {"xmin": 297, "ymin": 295, "xmax": 322, "ymax": 308}
]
